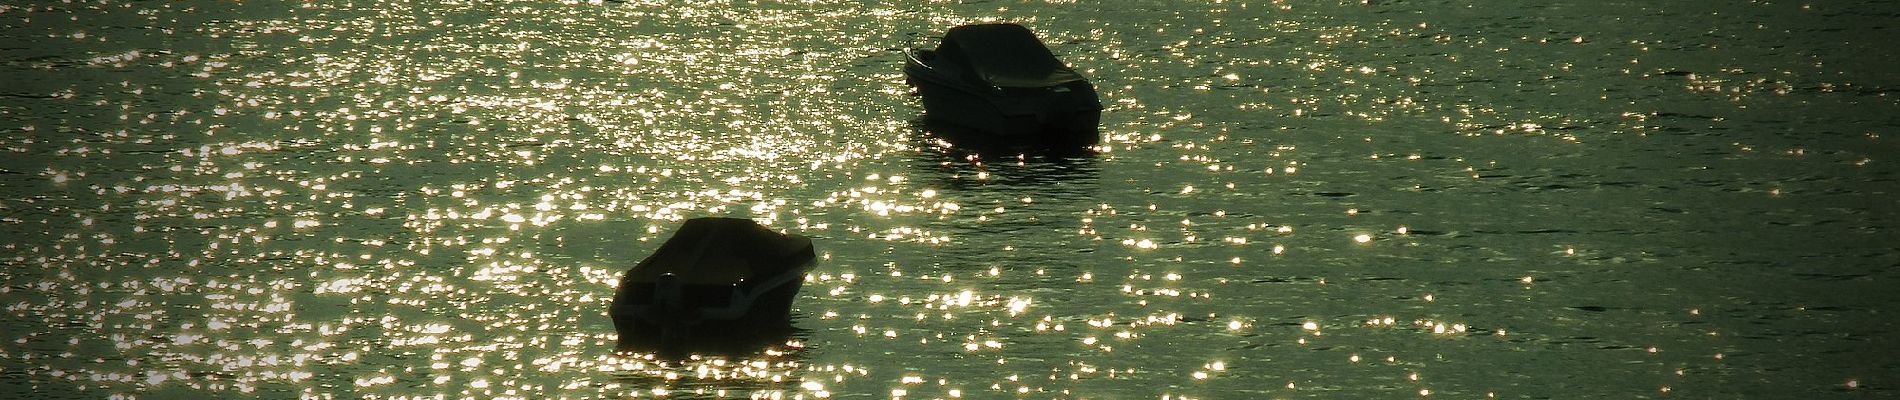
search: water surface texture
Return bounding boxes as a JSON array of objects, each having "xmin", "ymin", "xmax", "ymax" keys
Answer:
[{"xmin": 4, "ymin": 0, "xmax": 1898, "ymax": 398}]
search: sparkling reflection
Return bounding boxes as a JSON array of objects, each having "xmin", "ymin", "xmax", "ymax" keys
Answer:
[{"xmin": 4, "ymin": 0, "xmax": 1898, "ymax": 398}]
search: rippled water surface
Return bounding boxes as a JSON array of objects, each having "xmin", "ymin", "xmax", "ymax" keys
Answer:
[{"xmin": 4, "ymin": 0, "xmax": 1898, "ymax": 398}]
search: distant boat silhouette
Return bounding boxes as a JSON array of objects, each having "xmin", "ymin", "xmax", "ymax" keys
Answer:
[
  {"xmin": 609, "ymin": 218, "xmax": 815, "ymax": 349},
  {"xmin": 905, "ymin": 23, "xmax": 1101, "ymax": 145}
]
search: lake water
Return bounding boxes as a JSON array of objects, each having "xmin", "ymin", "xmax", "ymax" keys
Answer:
[{"xmin": 4, "ymin": 0, "xmax": 1897, "ymax": 398}]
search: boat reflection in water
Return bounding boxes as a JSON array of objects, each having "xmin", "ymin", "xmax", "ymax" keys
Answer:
[
  {"xmin": 908, "ymin": 117, "xmax": 1102, "ymax": 191},
  {"xmin": 610, "ymin": 218, "xmax": 816, "ymax": 355},
  {"xmin": 604, "ymin": 324, "xmax": 810, "ymax": 396},
  {"xmin": 905, "ymin": 23, "xmax": 1102, "ymax": 147}
]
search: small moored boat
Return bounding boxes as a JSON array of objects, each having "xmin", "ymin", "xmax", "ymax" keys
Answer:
[
  {"xmin": 904, "ymin": 23, "xmax": 1101, "ymax": 144},
  {"xmin": 609, "ymin": 217, "xmax": 815, "ymax": 347}
]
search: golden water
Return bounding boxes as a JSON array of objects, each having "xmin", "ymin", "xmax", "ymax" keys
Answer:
[{"xmin": 3, "ymin": 0, "xmax": 1896, "ymax": 398}]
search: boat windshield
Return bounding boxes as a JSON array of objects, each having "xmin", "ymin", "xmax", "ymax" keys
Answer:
[
  {"xmin": 625, "ymin": 218, "xmax": 813, "ymax": 285},
  {"xmin": 936, "ymin": 23, "xmax": 1085, "ymax": 88}
]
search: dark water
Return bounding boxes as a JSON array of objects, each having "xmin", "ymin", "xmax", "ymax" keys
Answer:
[{"xmin": 4, "ymin": 0, "xmax": 1898, "ymax": 398}]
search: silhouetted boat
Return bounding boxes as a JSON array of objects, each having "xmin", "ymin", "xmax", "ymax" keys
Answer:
[
  {"xmin": 904, "ymin": 23, "xmax": 1101, "ymax": 144},
  {"xmin": 609, "ymin": 218, "xmax": 815, "ymax": 348}
]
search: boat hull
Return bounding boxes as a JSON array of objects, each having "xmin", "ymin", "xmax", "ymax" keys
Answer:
[
  {"xmin": 611, "ymin": 266, "xmax": 809, "ymax": 349},
  {"xmin": 905, "ymin": 50, "xmax": 1101, "ymax": 144}
]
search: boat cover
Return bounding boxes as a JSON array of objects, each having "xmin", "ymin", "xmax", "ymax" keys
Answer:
[
  {"xmin": 935, "ymin": 23, "xmax": 1085, "ymax": 88},
  {"xmin": 624, "ymin": 218, "xmax": 813, "ymax": 285}
]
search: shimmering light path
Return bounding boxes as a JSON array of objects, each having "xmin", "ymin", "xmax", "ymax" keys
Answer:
[{"xmin": 3, "ymin": 0, "xmax": 1897, "ymax": 398}]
